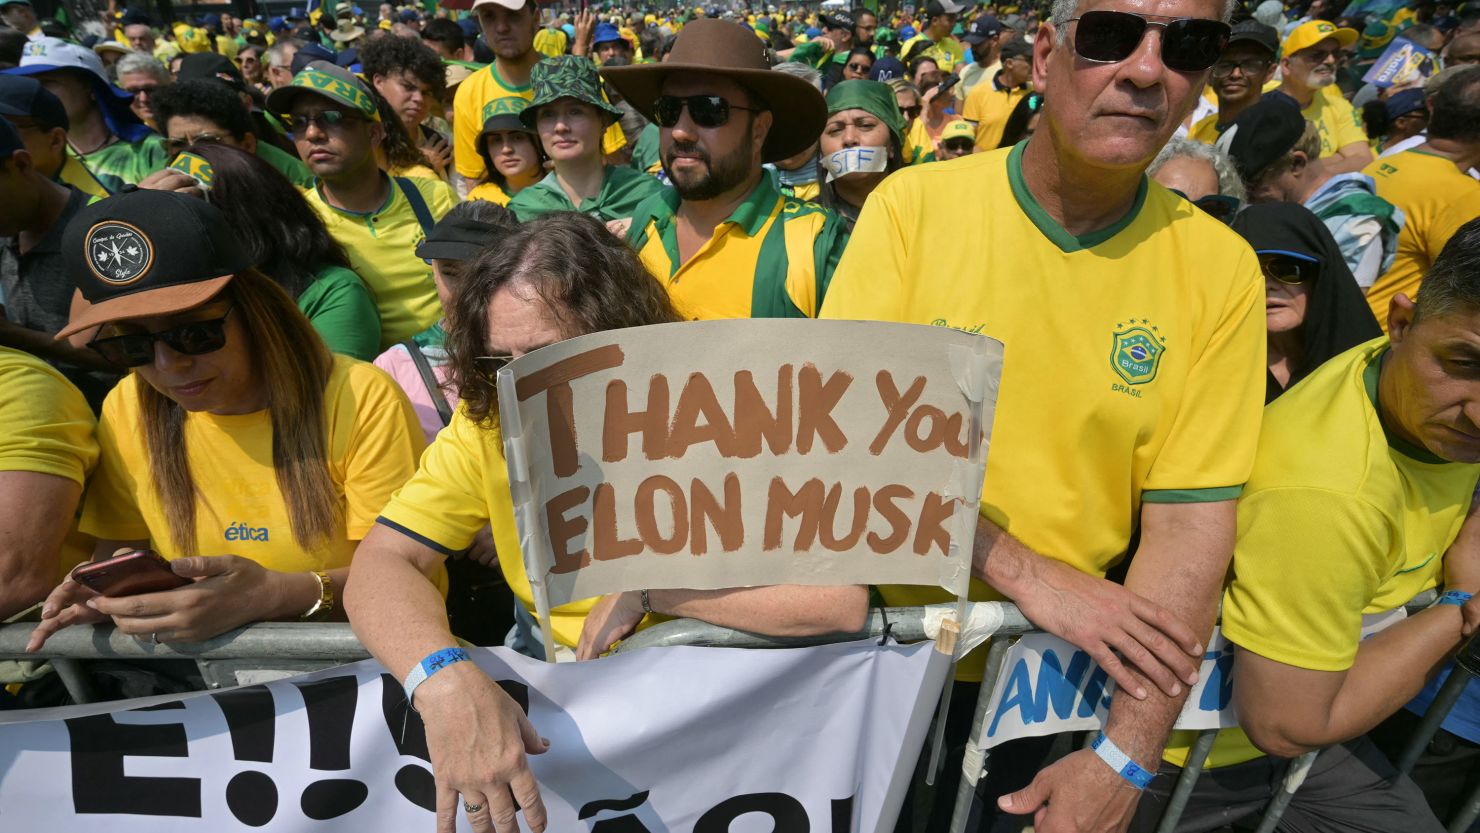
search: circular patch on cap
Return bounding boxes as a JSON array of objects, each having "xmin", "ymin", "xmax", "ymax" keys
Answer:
[{"xmin": 86, "ymin": 221, "xmax": 154, "ymax": 285}]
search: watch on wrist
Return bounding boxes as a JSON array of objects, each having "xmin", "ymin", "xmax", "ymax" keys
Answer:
[{"xmin": 301, "ymin": 570, "xmax": 334, "ymax": 621}]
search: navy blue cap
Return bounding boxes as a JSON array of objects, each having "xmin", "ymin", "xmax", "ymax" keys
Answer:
[
  {"xmin": 0, "ymin": 74, "xmax": 68, "ymax": 130},
  {"xmin": 290, "ymin": 41, "xmax": 337, "ymax": 75},
  {"xmin": 964, "ymin": 16, "xmax": 1002, "ymax": 44},
  {"xmin": 1385, "ymin": 87, "xmax": 1427, "ymax": 119},
  {"xmin": 0, "ymin": 117, "xmax": 21, "ymax": 160}
]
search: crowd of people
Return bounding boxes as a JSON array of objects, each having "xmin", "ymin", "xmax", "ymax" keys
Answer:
[{"xmin": 3, "ymin": 0, "xmax": 1480, "ymax": 830}]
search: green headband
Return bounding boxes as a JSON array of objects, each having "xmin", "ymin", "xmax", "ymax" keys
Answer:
[
  {"xmin": 289, "ymin": 66, "xmax": 380, "ymax": 121},
  {"xmin": 825, "ymin": 79, "xmax": 907, "ymax": 148}
]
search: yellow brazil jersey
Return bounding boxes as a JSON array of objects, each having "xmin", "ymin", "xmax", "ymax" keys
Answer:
[
  {"xmin": 901, "ymin": 33, "xmax": 966, "ymax": 72},
  {"xmin": 81, "ymin": 357, "xmax": 439, "ymax": 587},
  {"xmin": 1363, "ymin": 150, "xmax": 1480, "ymax": 330},
  {"xmin": 532, "ymin": 27, "xmax": 568, "ymax": 58},
  {"xmin": 819, "ymin": 143, "xmax": 1267, "ymax": 681},
  {"xmin": 1187, "ymin": 112, "xmax": 1222, "ymax": 145},
  {"xmin": 467, "ymin": 180, "xmax": 513, "ymax": 206},
  {"xmin": 1164, "ymin": 339, "xmax": 1480, "ymax": 769},
  {"xmin": 1303, "ymin": 88, "xmax": 1368, "ymax": 159},
  {"xmin": 0, "ymin": 347, "xmax": 99, "ymax": 578},
  {"xmin": 378, "ymin": 404, "xmax": 625, "ymax": 648},
  {"xmin": 452, "ymin": 62, "xmax": 627, "ymax": 182},
  {"xmin": 627, "ymin": 173, "xmax": 850, "ymax": 320},
  {"xmin": 303, "ymin": 175, "xmax": 458, "ymax": 349},
  {"xmin": 961, "ymin": 78, "xmax": 1028, "ymax": 152},
  {"xmin": 903, "ymin": 117, "xmax": 937, "ymax": 164}
]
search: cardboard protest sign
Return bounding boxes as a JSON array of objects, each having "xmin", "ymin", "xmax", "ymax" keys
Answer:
[
  {"xmin": 495, "ymin": 320, "xmax": 1002, "ymax": 624},
  {"xmin": 1362, "ymin": 36, "xmax": 1438, "ymax": 88}
]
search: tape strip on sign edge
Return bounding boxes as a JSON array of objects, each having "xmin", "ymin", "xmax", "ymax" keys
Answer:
[{"xmin": 922, "ymin": 602, "xmax": 1005, "ymax": 656}]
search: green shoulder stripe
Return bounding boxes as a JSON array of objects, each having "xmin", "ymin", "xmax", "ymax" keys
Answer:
[{"xmin": 1142, "ymin": 486, "xmax": 1244, "ymax": 504}]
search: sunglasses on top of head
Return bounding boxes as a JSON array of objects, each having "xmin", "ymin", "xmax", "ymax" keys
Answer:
[
  {"xmin": 88, "ymin": 307, "xmax": 236, "ymax": 367},
  {"xmin": 653, "ymin": 95, "xmax": 762, "ymax": 128},
  {"xmin": 1067, "ymin": 10, "xmax": 1231, "ymax": 72}
]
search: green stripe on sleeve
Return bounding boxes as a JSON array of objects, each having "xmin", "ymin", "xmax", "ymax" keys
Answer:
[{"xmin": 1141, "ymin": 485, "xmax": 1244, "ymax": 504}]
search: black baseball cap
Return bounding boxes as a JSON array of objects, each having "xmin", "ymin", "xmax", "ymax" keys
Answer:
[
  {"xmin": 1226, "ymin": 19, "xmax": 1279, "ymax": 56},
  {"xmin": 175, "ymin": 52, "xmax": 247, "ymax": 91},
  {"xmin": 820, "ymin": 9, "xmax": 855, "ymax": 31},
  {"xmin": 57, "ymin": 189, "xmax": 253, "ymax": 339},
  {"xmin": 964, "ymin": 16, "xmax": 1002, "ymax": 44},
  {"xmin": 999, "ymin": 39, "xmax": 1034, "ymax": 61},
  {"xmin": 0, "ymin": 117, "xmax": 21, "ymax": 160},
  {"xmin": 0, "ymin": 74, "xmax": 68, "ymax": 130},
  {"xmin": 925, "ymin": 0, "xmax": 965, "ymax": 17},
  {"xmin": 416, "ymin": 215, "xmax": 499, "ymax": 261},
  {"xmin": 1216, "ymin": 93, "xmax": 1306, "ymax": 182}
]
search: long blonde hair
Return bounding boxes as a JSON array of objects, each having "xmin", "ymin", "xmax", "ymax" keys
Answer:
[{"xmin": 137, "ymin": 269, "xmax": 338, "ymax": 556}]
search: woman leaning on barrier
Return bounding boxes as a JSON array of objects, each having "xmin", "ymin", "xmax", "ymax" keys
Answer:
[
  {"xmin": 25, "ymin": 189, "xmax": 426, "ymax": 653},
  {"xmin": 344, "ymin": 212, "xmax": 869, "ymax": 833}
]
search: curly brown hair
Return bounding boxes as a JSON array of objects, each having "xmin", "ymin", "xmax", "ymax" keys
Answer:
[{"xmin": 447, "ymin": 212, "xmax": 682, "ymax": 426}]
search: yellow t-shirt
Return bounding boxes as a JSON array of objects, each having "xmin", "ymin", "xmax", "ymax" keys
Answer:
[
  {"xmin": 302, "ymin": 175, "xmax": 458, "ymax": 349},
  {"xmin": 901, "ymin": 33, "xmax": 966, "ymax": 72},
  {"xmin": 1165, "ymin": 340, "xmax": 1480, "ymax": 769},
  {"xmin": 81, "ymin": 357, "xmax": 433, "ymax": 583},
  {"xmin": 819, "ymin": 143, "xmax": 1267, "ymax": 680},
  {"xmin": 1363, "ymin": 150, "xmax": 1480, "ymax": 329},
  {"xmin": 1187, "ymin": 112, "xmax": 1222, "ymax": 144},
  {"xmin": 452, "ymin": 62, "xmax": 626, "ymax": 182},
  {"xmin": 377, "ymin": 405, "xmax": 608, "ymax": 648},
  {"xmin": 961, "ymin": 79, "xmax": 1028, "ymax": 151},
  {"xmin": 903, "ymin": 117, "xmax": 937, "ymax": 164},
  {"xmin": 1302, "ymin": 88, "xmax": 1368, "ymax": 159},
  {"xmin": 532, "ymin": 27, "xmax": 568, "ymax": 58},
  {"xmin": 0, "ymin": 347, "xmax": 99, "ymax": 578},
  {"xmin": 467, "ymin": 181, "xmax": 513, "ymax": 206}
]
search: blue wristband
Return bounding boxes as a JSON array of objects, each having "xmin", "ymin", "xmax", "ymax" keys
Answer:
[
  {"xmin": 1439, "ymin": 590, "xmax": 1474, "ymax": 607},
  {"xmin": 403, "ymin": 647, "xmax": 472, "ymax": 707},
  {"xmin": 1091, "ymin": 732, "xmax": 1155, "ymax": 790}
]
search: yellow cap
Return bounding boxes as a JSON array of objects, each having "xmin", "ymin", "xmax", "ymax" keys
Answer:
[
  {"xmin": 940, "ymin": 119, "xmax": 975, "ymax": 143},
  {"xmin": 1282, "ymin": 19, "xmax": 1358, "ymax": 56}
]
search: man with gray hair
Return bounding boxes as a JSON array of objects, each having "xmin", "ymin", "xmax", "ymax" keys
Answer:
[
  {"xmin": 264, "ymin": 39, "xmax": 301, "ymax": 90},
  {"xmin": 822, "ymin": 0, "xmax": 1266, "ymax": 828},
  {"xmin": 113, "ymin": 51, "xmax": 167, "ymax": 128}
]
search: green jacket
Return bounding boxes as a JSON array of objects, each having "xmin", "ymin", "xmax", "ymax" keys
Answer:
[{"xmin": 508, "ymin": 165, "xmax": 667, "ymax": 222}]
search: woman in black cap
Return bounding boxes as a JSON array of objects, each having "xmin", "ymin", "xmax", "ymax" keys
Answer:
[
  {"xmin": 1232, "ymin": 202, "xmax": 1384, "ymax": 402},
  {"xmin": 26, "ymin": 189, "xmax": 426, "ymax": 651}
]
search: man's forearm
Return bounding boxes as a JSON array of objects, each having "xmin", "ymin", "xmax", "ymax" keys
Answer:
[
  {"xmin": 648, "ymin": 585, "xmax": 869, "ymax": 636},
  {"xmin": 1104, "ymin": 502, "xmax": 1234, "ymax": 765}
]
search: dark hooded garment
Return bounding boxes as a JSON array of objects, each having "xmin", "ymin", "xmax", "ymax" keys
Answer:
[{"xmin": 1231, "ymin": 202, "xmax": 1384, "ymax": 403}]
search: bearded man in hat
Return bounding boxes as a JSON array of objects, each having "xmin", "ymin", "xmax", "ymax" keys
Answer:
[{"xmin": 603, "ymin": 19, "xmax": 850, "ymax": 320}]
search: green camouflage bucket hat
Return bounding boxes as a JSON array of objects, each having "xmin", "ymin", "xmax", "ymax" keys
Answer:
[{"xmin": 520, "ymin": 55, "xmax": 623, "ymax": 128}]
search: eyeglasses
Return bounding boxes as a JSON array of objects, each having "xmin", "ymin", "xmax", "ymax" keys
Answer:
[
  {"xmin": 653, "ymin": 95, "xmax": 761, "ymax": 129},
  {"xmin": 942, "ymin": 139, "xmax": 975, "ymax": 153},
  {"xmin": 1210, "ymin": 57, "xmax": 1272, "ymax": 78},
  {"xmin": 286, "ymin": 109, "xmax": 357, "ymax": 133},
  {"xmin": 1169, "ymin": 190, "xmax": 1241, "ymax": 223},
  {"xmin": 1067, "ymin": 11, "xmax": 1231, "ymax": 72},
  {"xmin": 88, "ymin": 306, "xmax": 236, "ymax": 367},
  {"xmin": 1292, "ymin": 45, "xmax": 1341, "ymax": 64},
  {"xmin": 1258, "ymin": 253, "xmax": 1319, "ymax": 285},
  {"xmin": 123, "ymin": 84, "xmax": 159, "ymax": 96},
  {"xmin": 846, "ymin": 61, "xmax": 872, "ymax": 73},
  {"xmin": 165, "ymin": 133, "xmax": 228, "ymax": 154},
  {"xmin": 473, "ymin": 355, "xmax": 515, "ymax": 381}
]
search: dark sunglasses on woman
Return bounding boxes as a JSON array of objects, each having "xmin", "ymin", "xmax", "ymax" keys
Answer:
[
  {"xmin": 1068, "ymin": 10, "xmax": 1231, "ymax": 72},
  {"xmin": 1169, "ymin": 190, "xmax": 1241, "ymax": 224},
  {"xmin": 88, "ymin": 307, "xmax": 235, "ymax": 367},
  {"xmin": 653, "ymin": 95, "xmax": 762, "ymax": 128},
  {"xmin": 1258, "ymin": 252, "xmax": 1319, "ymax": 286}
]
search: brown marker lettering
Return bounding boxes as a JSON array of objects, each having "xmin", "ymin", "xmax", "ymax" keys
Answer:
[
  {"xmin": 868, "ymin": 484, "xmax": 914, "ymax": 553},
  {"xmin": 732, "ymin": 367, "xmax": 793, "ymax": 458},
  {"xmin": 514, "ymin": 345, "xmax": 625, "ymax": 477},
  {"xmin": 870, "ymin": 371, "xmax": 925, "ymax": 455},
  {"xmin": 667, "ymin": 373, "xmax": 739, "ymax": 458},
  {"xmin": 603, "ymin": 375, "xmax": 670, "ymax": 462},
  {"xmin": 819, "ymin": 484, "xmax": 870, "ymax": 551},
  {"xmin": 763, "ymin": 477, "xmax": 825, "ymax": 551},
  {"xmin": 912, "ymin": 492, "xmax": 954, "ymax": 556},
  {"xmin": 797, "ymin": 365, "xmax": 852, "ymax": 454},
  {"xmin": 592, "ymin": 483, "xmax": 642, "ymax": 562},
  {"xmin": 545, "ymin": 486, "xmax": 591, "ymax": 574},
  {"xmin": 634, "ymin": 476, "xmax": 688, "ymax": 554},
  {"xmin": 905, "ymin": 404, "xmax": 949, "ymax": 454},
  {"xmin": 690, "ymin": 474, "xmax": 743, "ymax": 555}
]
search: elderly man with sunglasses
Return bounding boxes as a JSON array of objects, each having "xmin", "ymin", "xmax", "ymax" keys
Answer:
[
  {"xmin": 604, "ymin": 20, "xmax": 850, "ymax": 321},
  {"xmin": 269, "ymin": 61, "xmax": 457, "ymax": 351},
  {"xmin": 1274, "ymin": 20, "xmax": 1374, "ymax": 176},
  {"xmin": 821, "ymin": 0, "xmax": 1267, "ymax": 829}
]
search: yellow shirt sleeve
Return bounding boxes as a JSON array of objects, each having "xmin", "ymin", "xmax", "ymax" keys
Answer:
[
  {"xmin": 1142, "ymin": 246, "xmax": 1266, "ymax": 498},
  {"xmin": 379, "ymin": 406, "xmax": 497, "ymax": 553},
  {"xmin": 1222, "ymin": 487, "xmax": 1392, "ymax": 671},
  {"xmin": 0, "ymin": 349, "xmax": 98, "ymax": 485},
  {"xmin": 1329, "ymin": 97, "xmax": 1368, "ymax": 153},
  {"xmin": 453, "ymin": 76, "xmax": 486, "ymax": 181},
  {"xmin": 818, "ymin": 178, "xmax": 912, "ymax": 321},
  {"xmin": 1427, "ymin": 191, "xmax": 1480, "ymax": 265},
  {"xmin": 422, "ymin": 177, "xmax": 461, "ymax": 219},
  {"xmin": 335, "ymin": 363, "xmax": 427, "ymax": 540},
  {"xmin": 80, "ymin": 380, "xmax": 151, "ymax": 542}
]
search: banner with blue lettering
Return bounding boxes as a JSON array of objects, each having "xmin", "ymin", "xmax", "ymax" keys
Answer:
[
  {"xmin": 0, "ymin": 639, "xmax": 942, "ymax": 832},
  {"xmin": 1362, "ymin": 36, "xmax": 1439, "ymax": 89},
  {"xmin": 979, "ymin": 631, "xmax": 1238, "ymax": 748}
]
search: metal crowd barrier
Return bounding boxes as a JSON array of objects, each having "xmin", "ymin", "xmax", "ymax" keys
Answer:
[
  {"xmin": 619, "ymin": 601, "xmax": 1480, "ymax": 833},
  {"xmin": 1, "ymin": 605, "xmax": 1475, "ymax": 833}
]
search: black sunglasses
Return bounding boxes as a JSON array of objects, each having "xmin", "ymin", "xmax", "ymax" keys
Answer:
[
  {"xmin": 1068, "ymin": 11, "xmax": 1231, "ymax": 72},
  {"xmin": 473, "ymin": 355, "xmax": 515, "ymax": 381},
  {"xmin": 900, "ymin": 105, "xmax": 922, "ymax": 118},
  {"xmin": 88, "ymin": 306, "xmax": 235, "ymax": 367},
  {"xmin": 653, "ymin": 95, "xmax": 761, "ymax": 128},
  {"xmin": 285, "ymin": 109, "xmax": 357, "ymax": 133},
  {"xmin": 1258, "ymin": 253, "xmax": 1319, "ymax": 285}
]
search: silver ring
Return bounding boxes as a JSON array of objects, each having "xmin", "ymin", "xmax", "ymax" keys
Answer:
[{"xmin": 463, "ymin": 802, "xmax": 482, "ymax": 813}]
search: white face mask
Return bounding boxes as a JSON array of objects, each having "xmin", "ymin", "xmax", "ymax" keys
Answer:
[{"xmin": 823, "ymin": 146, "xmax": 890, "ymax": 181}]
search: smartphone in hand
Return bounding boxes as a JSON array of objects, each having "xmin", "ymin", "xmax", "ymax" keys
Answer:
[{"xmin": 70, "ymin": 550, "xmax": 190, "ymax": 597}]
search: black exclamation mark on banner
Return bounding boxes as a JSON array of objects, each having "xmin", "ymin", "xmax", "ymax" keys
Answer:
[
  {"xmin": 213, "ymin": 688, "xmax": 279, "ymax": 827},
  {"xmin": 380, "ymin": 673, "xmax": 436, "ymax": 811},
  {"xmin": 295, "ymin": 676, "xmax": 370, "ymax": 820}
]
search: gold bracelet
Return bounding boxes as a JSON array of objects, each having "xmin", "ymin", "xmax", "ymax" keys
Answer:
[{"xmin": 301, "ymin": 570, "xmax": 334, "ymax": 621}]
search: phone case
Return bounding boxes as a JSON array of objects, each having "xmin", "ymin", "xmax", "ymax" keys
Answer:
[{"xmin": 71, "ymin": 551, "xmax": 191, "ymax": 597}]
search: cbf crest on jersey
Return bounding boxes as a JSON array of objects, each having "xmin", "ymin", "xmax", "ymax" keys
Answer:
[
  {"xmin": 1111, "ymin": 320, "xmax": 1166, "ymax": 386},
  {"xmin": 86, "ymin": 221, "xmax": 154, "ymax": 285}
]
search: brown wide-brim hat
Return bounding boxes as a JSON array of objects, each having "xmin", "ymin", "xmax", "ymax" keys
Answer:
[{"xmin": 601, "ymin": 19, "xmax": 825, "ymax": 164}]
